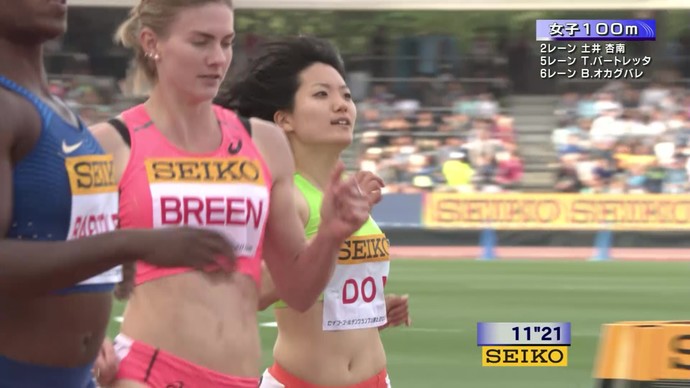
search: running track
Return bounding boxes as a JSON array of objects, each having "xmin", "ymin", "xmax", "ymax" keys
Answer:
[{"xmin": 390, "ymin": 246, "xmax": 690, "ymax": 261}]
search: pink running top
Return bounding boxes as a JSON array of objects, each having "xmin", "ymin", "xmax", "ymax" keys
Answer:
[{"xmin": 118, "ymin": 104, "xmax": 271, "ymax": 288}]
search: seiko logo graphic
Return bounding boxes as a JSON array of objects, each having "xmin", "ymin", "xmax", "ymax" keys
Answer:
[
  {"xmin": 145, "ymin": 158, "xmax": 265, "ymax": 184},
  {"xmin": 65, "ymin": 155, "xmax": 117, "ymax": 195},
  {"xmin": 62, "ymin": 140, "xmax": 83, "ymax": 154},
  {"xmin": 338, "ymin": 235, "xmax": 390, "ymax": 263}
]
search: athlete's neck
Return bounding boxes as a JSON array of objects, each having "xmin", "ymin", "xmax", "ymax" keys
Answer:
[
  {"xmin": 292, "ymin": 141, "xmax": 346, "ymax": 191},
  {"xmin": 0, "ymin": 38, "xmax": 48, "ymax": 95},
  {"xmin": 145, "ymin": 85, "xmax": 219, "ymax": 149}
]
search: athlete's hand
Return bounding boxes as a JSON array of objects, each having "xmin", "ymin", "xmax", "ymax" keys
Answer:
[
  {"xmin": 354, "ymin": 171, "xmax": 385, "ymax": 208},
  {"xmin": 319, "ymin": 162, "xmax": 370, "ymax": 242},
  {"xmin": 93, "ymin": 337, "xmax": 118, "ymax": 387},
  {"xmin": 130, "ymin": 227, "xmax": 237, "ymax": 271},
  {"xmin": 380, "ymin": 294, "xmax": 410, "ymax": 330}
]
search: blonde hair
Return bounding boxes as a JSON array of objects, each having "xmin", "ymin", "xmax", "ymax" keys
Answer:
[{"xmin": 114, "ymin": 0, "xmax": 233, "ymax": 86}]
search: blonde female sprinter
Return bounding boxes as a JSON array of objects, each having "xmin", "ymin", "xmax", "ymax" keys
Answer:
[{"xmin": 89, "ymin": 2, "xmax": 373, "ymax": 387}]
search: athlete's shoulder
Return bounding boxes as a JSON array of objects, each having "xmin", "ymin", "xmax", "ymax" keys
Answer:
[
  {"xmin": 89, "ymin": 114, "xmax": 124, "ymax": 134},
  {"xmin": 247, "ymin": 118, "xmax": 292, "ymax": 171},
  {"xmin": 0, "ymin": 87, "xmax": 41, "ymax": 153},
  {"xmin": 213, "ymin": 103, "xmax": 238, "ymax": 116},
  {"xmin": 247, "ymin": 117, "xmax": 282, "ymax": 138},
  {"xmin": 88, "ymin": 116, "xmax": 127, "ymax": 156}
]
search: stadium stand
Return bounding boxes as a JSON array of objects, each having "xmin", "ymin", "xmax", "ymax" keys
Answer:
[{"xmin": 45, "ymin": 20, "xmax": 690, "ymax": 195}]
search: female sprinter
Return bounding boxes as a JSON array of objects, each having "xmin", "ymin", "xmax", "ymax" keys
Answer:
[
  {"xmin": 89, "ymin": 1, "xmax": 371, "ymax": 387},
  {"xmin": 216, "ymin": 36, "xmax": 410, "ymax": 388},
  {"xmin": 0, "ymin": 1, "xmax": 237, "ymax": 387}
]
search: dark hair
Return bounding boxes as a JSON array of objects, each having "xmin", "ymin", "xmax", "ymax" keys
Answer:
[{"xmin": 215, "ymin": 36, "xmax": 346, "ymax": 122}]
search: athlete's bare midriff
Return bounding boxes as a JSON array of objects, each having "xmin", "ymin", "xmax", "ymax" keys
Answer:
[
  {"xmin": 120, "ymin": 270, "xmax": 261, "ymax": 377},
  {"xmin": 0, "ymin": 293, "xmax": 113, "ymax": 367},
  {"xmin": 273, "ymin": 302, "xmax": 386, "ymax": 385}
]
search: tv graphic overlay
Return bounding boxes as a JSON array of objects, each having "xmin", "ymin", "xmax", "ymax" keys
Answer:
[
  {"xmin": 536, "ymin": 19, "xmax": 656, "ymax": 42},
  {"xmin": 535, "ymin": 19, "xmax": 655, "ymax": 81},
  {"xmin": 478, "ymin": 322, "xmax": 571, "ymax": 367}
]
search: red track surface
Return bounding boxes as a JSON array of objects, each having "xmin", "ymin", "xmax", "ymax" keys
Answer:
[{"xmin": 390, "ymin": 246, "xmax": 690, "ymax": 261}]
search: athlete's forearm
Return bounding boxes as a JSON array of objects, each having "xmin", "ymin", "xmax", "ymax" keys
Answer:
[
  {"xmin": 0, "ymin": 230, "xmax": 141, "ymax": 297},
  {"xmin": 258, "ymin": 262, "xmax": 279, "ymax": 311},
  {"xmin": 279, "ymin": 228, "xmax": 341, "ymax": 312}
]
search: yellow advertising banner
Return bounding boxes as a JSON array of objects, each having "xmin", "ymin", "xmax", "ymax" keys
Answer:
[
  {"xmin": 423, "ymin": 193, "xmax": 690, "ymax": 230},
  {"xmin": 593, "ymin": 321, "xmax": 690, "ymax": 383}
]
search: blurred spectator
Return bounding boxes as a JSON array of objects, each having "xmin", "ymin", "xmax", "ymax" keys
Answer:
[
  {"xmin": 552, "ymin": 75, "xmax": 690, "ymax": 194},
  {"xmin": 465, "ymin": 126, "xmax": 504, "ymax": 166},
  {"xmin": 554, "ymin": 92, "xmax": 580, "ymax": 123},
  {"xmin": 472, "ymin": 153, "xmax": 498, "ymax": 192},
  {"xmin": 351, "ymin": 80, "xmax": 519, "ymax": 193},
  {"xmin": 664, "ymin": 155, "xmax": 689, "ymax": 193},
  {"xmin": 441, "ymin": 151, "xmax": 474, "ymax": 192},
  {"xmin": 554, "ymin": 154, "xmax": 583, "ymax": 193},
  {"xmin": 494, "ymin": 149, "xmax": 523, "ymax": 191},
  {"xmin": 592, "ymin": 157, "xmax": 615, "ymax": 184},
  {"xmin": 558, "ymin": 133, "xmax": 587, "ymax": 156},
  {"xmin": 627, "ymin": 164, "xmax": 648, "ymax": 193},
  {"xmin": 645, "ymin": 160, "xmax": 666, "ymax": 194}
]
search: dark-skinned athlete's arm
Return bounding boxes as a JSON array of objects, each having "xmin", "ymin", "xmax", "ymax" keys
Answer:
[
  {"xmin": 0, "ymin": 105, "xmax": 148, "ymax": 297},
  {"xmin": 0, "ymin": 104, "xmax": 235, "ymax": 297}
]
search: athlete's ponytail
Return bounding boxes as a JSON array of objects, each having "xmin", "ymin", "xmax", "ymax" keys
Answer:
[{"xmin": 114, "ymin": 2, "xmax": 151, "ymax": 90}]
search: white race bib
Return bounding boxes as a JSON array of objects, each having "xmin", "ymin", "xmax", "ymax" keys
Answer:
[
  {"xmin": 65, "ymin": 155, "xmax": 122, "ymax": 285},
  {"xmin": 323, "ymin": 234, "xmax": 390, "ymax": 331},
  {"xmin": 146, "ymin": 157, "xmax": 270, "ymax": 258}
]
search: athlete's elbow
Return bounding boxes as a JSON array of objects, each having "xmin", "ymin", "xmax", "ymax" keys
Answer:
[
  {"xmin": 257, "ymin": 300, "xmax": 270, "ymax": 312},
  {"xmin": 270, "ymin": 268, "xmax": 322, "ymax": 312},
  {"xmin": 257, "ymin": 294, "xmax": 277, "ymax": 311},
  {"xmin": 279, "ymin": 289, "xmax": 317, "ymax": 313},
  {"xmin": 286, "ymin": 299, "xmax": 314, "ymax": 313}
]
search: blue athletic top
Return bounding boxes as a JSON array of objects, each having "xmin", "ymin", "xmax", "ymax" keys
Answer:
[{"xmin": 0, "ymin": 75, "xmax": 122, "ymax": 293}]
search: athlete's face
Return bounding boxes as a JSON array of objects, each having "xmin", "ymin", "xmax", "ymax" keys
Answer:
[
  {"xmin": 0, "ymin": 0, "xmax": 67, "ymax": 43},
  {"xmin": 145, "ymin": 2, "xmax": 234, "ymax": 103},
  {"xmin": 282, "ymin": 63, "xmax": 357, "ymax": 147}
]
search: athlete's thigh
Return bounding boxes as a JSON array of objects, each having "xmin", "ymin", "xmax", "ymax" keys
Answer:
[{"xmin": 108, "ymin": 379, "xmax": 149, "ymax": 388}]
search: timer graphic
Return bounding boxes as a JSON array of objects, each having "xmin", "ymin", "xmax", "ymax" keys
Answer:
[{"xmin": 477, "ymin": 322, "xmax": 571, "ymax": 367}]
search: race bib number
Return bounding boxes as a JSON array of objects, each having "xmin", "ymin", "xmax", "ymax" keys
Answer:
[
  {"xmin": 65, "ymin": 155, "xmax": 122, "ymax": 285},
  {"xmin": 322, "ymin": 234, "xmax": 390, "ymax": 331},
  {"xmin": 146, "ymin": 157, "xmax": 270, "ymax": 258}
]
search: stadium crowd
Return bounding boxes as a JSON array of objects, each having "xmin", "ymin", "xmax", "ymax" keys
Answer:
[
  {"xmin": 355, "ymin": 82, "xmax": 522, "ymax": 194},
  {"xmin": 50, "ymin": 70, "xmax": 524, "ymax": 195},
  {"xmin": 46, "ymin": 25, "xmax": 530, "ymax": 196},
  {"xmin": 44, "ymin": 15, "xmax": 690, "ymax": 197},
  {"xmin": 552, "ymin": 75, "xmax": 690, "ymax": 194},
  {"xmin": 54, "ymin": 66, "xmax": 690, "ymax": 198}
]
